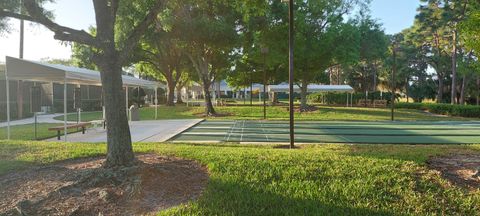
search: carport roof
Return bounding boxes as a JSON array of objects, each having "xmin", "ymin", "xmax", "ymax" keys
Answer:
[
  {"xmin": 268, "ymin": 84, "xmax": 354, "ymax": 93},
  {"xmin": 2, "ymin": 56, "xmax": 162, "ymax": 89}
]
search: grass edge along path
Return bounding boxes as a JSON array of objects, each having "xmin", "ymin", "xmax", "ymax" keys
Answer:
[{"xmin": 1, "ymin": 140, "xmax": 479, "ymax": 215}]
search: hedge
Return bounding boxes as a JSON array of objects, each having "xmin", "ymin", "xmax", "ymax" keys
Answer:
[
  {"xmin": 396, "ymin": 102, "xmax": 480, "ymax": 118},
  {"xmin": 308, "ymin": 92, "xmax": 394, "ymax": 105}
]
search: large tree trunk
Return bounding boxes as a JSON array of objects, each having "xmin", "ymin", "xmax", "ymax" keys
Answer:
[
  {"xmin": 300, "ymin": 80, "xmax": 308, "ymax": 111},
  {"xmin": 405, "ymin": 77, "xmax": 409, "ymax": 103},
  {"xmin": 98, "ymin": 61, "xmax": 134, "ymax": 168},
  {"xmin": 176, "ymin": 84, "xmax": 184, "ymax": 104},
  {"xmin": 437, "ymin": 74, "xmax": 444, "ymax": 103},
  {"xmin": 460, "ymin": 75, "xmax": 466, "ymax": 105},
  {"xmin": 451, "ymin": 30, "xmax": 457, "ymax": 105},
  {"xmin": 477, "ymin": 77, "xmax": 480, "ymax": 106},
  {"xmin": 187, "ymin": 54, "xmax": 216, "ymax": 116},
  {"xmin": 201, "ymin": 76, "xmax": 216, "ymax": 115},
  {"xmin": 166, "ymin": 79, "xmax": 175, "ymax": 106}
]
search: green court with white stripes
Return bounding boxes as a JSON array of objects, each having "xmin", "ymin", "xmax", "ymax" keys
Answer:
[{"xmin": 171, "ymin": 120, "xmax": 480, "ymax": 144}]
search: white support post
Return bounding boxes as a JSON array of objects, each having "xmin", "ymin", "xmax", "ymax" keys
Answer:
[
  {"xmin": 5, "ymin": 70, "xmax": 11, "ymax": 140},
  {"xmin": 63, "ymin": 77, "xmax": 67, "ymax": 142},
  {"xmin": 154, "ymin": 87, "xmax": 158, "ymax": 120}
]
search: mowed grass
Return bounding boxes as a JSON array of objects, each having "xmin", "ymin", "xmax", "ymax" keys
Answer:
[
  {"xmin": 55, "ymin": 105, "xmax": 476, "ymax": 122},
  {"xmin": 0, "ymin": 123, "xmax": 81, "ymax": 140},
  {"xmin": 54, "ymin": 106, "xmax": 199, "ymax": 122},
  {"xmin": 1, "ymin": 140, "xmax": 479, "ymax": 215}
]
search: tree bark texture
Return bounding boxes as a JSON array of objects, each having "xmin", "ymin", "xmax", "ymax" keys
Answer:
[
  {"xmin": 451, "ymin": 30, "xmax": 457, "ymax": 105},
  {"xmin": 437, "ymin": 75, "xmax": 444, "ymax": 103}
]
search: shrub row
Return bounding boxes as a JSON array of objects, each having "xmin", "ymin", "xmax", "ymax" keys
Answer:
[
  {"xmin": 308, "ymin": 92, "xmax": 394, "ymax": 105},
  {"xmin": 396, "ymin": 102, "xmax": 480, "ymax": 118}
]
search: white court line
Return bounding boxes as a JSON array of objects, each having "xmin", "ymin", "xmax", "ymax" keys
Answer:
[
  {"xmin": 225, "ymin": 120, "xmax": 237, "ymax": 142},
  {"xmin": 196, "ymin": 126, "xmax": 232, "ymax": 129},
  {"xmin": 184, "ymin": 132, "xmax": 228, "ymax": 135},
  {"xmin": 322, "ymin": 127, "xmax": 354, "ymax": 143},
  {"xmin": 261, "ymin": 121, "xmax": 270, "ymax": 142},
  {"xmin": 240, "ymin": 120, "xmax": 245, "ymax": 142}
]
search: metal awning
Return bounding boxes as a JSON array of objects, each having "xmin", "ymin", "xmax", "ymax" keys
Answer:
[
  {"xmin": 3, "ymin": 56, "xmax": 162, "ymax": 89},
  {"xmin": 268, "ymin": 84, "xmax": 354, "ymax": 93}
]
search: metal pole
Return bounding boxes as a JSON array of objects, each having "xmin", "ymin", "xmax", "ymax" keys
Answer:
[
  {"xmin": 155, "ymin": 87, "xmax": 158, "ymax": 120},
  {"xmin": 19, "ymin": 0, "xmax": 24, "ymax": 59},
  {"xmin": 288, "ymin": 0, "xmax": 295, "ymax": 148},
  {"xmin": 262, "ymin": 47, "xmax": 268, "ymax": 119},
  {"xmin": 64, "ymin": 78, "xmax": 67, "ymax": 142},
  {"xmin": 6, "ymin": 69, "xmax": 11, "ymax": 140},
  {"xmin": 34, "ymin": 112, "xmax": 37, "ymax": 140},
  {"xmin": 250, "ymin": 72, "xmax": 253, "ymax": 106}
]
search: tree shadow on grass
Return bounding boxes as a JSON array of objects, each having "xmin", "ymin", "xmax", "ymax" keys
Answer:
[
  {"xmin": 181, "ymin": 179, "xmax": 396, "ymax": 216},
  {"xmin": 342, "ymin": 144, "xmax": 480, "ymax": 164}
]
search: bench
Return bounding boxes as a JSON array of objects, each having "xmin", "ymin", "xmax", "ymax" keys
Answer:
[{"xmin": 48, "ymin": 122, "xmax": 91, "ymax": 140}]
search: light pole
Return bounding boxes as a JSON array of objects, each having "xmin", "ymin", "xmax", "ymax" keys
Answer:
[
  {"xmin": 282, "ymin": 0, "xmax": 295, "ymax": 148},
  {"xmin": 261, "ymin": 47, "xmax": 269, "ymax": 119},
  {"xmin": 250, "ymin": 71, "xmax": 253, "ymax": 106}
]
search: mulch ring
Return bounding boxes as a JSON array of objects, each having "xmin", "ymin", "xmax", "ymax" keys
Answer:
[
  {"xmin": 427, "ymin": 154, "xmax": 480, "ymax": 190},
  {"xmin": 0, "ymin": 154, "xmax": 209, "ymax": 216}
]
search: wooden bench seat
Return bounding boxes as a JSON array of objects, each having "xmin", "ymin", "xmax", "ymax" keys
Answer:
[{"xmin": 48, "ymin": 122, "xmax": 91, "ymax": 140}]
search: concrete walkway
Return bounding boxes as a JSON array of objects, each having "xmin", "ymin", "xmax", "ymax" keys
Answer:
[
  {"xmin": 0, "ymin": 113, "xmax": 75, "ymax": 127},
  {"xmin": 45, "ymin": 119, "xmax": 203, "ymax": 143}
]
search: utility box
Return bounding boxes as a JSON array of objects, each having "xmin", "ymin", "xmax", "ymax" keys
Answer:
[{"xmin": 129, "ymin": 104, "xmax": 140, "ymax": 121}]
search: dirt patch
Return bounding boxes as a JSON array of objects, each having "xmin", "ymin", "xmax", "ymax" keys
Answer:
[
  {"xmin": 427, "ymin": 154, "xmax": 480, "ymax": 190},
  {"xmin": 0, "ymin": 154, "xmax": 209, "ymax": 216}
]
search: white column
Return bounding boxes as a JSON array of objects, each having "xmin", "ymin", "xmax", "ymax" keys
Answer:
[
  {"xmin": 5, "ymin": 73, "xmax": 11, "ymax": 140},
  {"xmin": 63, "ymin": 77, "xmax": 67, "ymax": 141},
  {"xmin": 155, "ymin": 87, "xmax": 158, "ymax": 120}
]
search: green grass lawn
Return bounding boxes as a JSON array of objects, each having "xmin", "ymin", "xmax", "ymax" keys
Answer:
[
  {"xmin": 1, "ymin": 141, "xmax": 479, "ymax": 215},
  {"xmin": 55, "ymin": 105, "xmax": 476, "ymax": 122},
  {"xmin": 0, "ymin": 123, "xmax": 82, "ymax": 140}
]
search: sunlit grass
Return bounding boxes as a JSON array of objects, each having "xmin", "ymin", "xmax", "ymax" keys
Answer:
[
  {"xmin": 55, "ymin": 105, "xmax": 474, "ymax": 122},
  {"xmin": 1, "ymin": 140, "xmax": 479, "ymax": 215}
]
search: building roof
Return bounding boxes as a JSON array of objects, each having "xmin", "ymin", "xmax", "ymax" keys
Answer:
[
  {"xmin": 2, "ymin": 56, "xmax": 162, "ymax": 89},
  {"xmin": 268, "ymin": 84, "xmax": 354, "ymax": 93}
]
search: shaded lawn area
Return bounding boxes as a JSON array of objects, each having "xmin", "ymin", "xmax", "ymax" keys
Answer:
[
  {"xmin": 0, "ymin": 123, "xmax": 82, "ymax": 140},
  {"xmin": 1, "ymin": 140, "xmax": 479, "ymax": 215},
  {"xmin": 54, "ymin": 106, "xmax": 199, "ymax": 122},
  {"xmin": 55, "ymin": 105, "xmax": 476, "ymax": 122}
]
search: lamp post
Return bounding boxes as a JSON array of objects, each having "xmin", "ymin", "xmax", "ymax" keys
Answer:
[
  {"xmin": 283, "ymin": 0, "xmax": 295, "ymax": 148},
  {"xmin": 250, "ymin": 71, "xmax": 253, "ymax": 106},
  {"xmin": 261, "ymin": 47, "xmax": 269, "ymax": 119}
]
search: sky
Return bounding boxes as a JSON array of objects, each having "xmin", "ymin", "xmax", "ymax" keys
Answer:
[{"xmin": 0, "ymin": 0, "xmax": 420, "ymax": 62}]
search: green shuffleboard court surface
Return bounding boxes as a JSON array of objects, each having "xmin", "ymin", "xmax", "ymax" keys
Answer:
[{"xmin": 170, "ymin": 120, "xmax": 480, "ymax": 144}]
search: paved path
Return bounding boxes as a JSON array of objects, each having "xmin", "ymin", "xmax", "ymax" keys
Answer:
[
  {"xmin": 0, "ymin": 113, "xmax": 76, "ymax": 127},
  {"xmin": 46, "ymin": 119, "xmax": 203, "ymax": 143}
]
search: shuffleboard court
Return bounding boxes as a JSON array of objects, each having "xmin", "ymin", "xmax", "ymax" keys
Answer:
[{"xmin": 170, "ymin": 120, "xmax": 480, "ymax": 144}]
